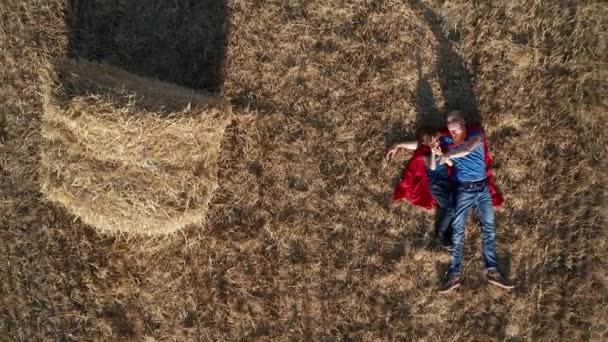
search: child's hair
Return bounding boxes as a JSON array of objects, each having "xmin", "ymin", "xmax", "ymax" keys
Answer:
[{"xmin": 419, "ymin": 128, "xmax": 441, "ymax": 146}]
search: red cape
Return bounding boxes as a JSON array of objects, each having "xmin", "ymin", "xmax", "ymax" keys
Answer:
[
  {"xmin": 392, "ymin": 145, "xmax": 437, "ymax": 209},
  {"xmin": 392, "ymin": 125, "xmax": 504, "ymax": 208}
]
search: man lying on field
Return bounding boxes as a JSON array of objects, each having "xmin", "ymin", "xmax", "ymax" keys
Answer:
[
  {"xmin": 389, "ymin": 111, "xmax": 512, "ymax": 293},
  {"xmin": 437, "ymin": 111, "xmax": 513, "ymax": 293}
]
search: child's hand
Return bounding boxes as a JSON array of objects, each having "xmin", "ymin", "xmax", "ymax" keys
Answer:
[
  {"xmin": 386, "ymin": 146, "xmax": 401, "ymax": 161},
  {"xmin": 432, "ymin": 145, "xmax": 443, "ymax": 155}
]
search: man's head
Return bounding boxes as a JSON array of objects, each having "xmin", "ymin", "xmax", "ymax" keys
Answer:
[{"xmin": 446, "ymin": 111, "xmax": 465, "ymax": 138}]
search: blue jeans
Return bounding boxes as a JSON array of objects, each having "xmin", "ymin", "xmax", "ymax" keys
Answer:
[
  {"xmin": 448, "ymin": 184, "xmax": 498, "ymax": 276},
  {"xmin": 429, "ymin": 180, "xmax": 454, "ymax": 239}
]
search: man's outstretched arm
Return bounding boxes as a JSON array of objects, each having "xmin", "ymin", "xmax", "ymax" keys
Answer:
[{"xmin": 446, "ymin": 136, "xmax": 482, "ymax": 159}]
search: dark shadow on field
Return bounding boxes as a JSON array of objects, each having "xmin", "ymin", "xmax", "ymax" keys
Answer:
[
  {"xmin": 0, "ymin": 112, "xmax": 7, "ymax": 144},
  {"xmin": 413, "ymin": 50, "xmax": 442, "ymax": 132},
  {"xmin": 386, "ymin": 2, "xmax": 484, "ymax": 260},
  {"xmin": 405, "ymin": 2, "xmax": 502, "ymax": 284},
  {"xmin": 499, "ymin": 246, "xmax": 512, "ymax": 279},
  {"xmin": 434, "ymin": 261, "xmax": 449, "ymax": 285},
  {"xmin": 410, "ymin": 0, "xmax": 481, "ymax": 130},
  {"xmin": 67, "ymin": 0, "xmax": 228, "ymax": 91}
]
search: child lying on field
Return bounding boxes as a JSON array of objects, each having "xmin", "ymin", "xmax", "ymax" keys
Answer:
[{"xmin": 386, "ymin": 129, "xmax": 454, "ymax": 249}]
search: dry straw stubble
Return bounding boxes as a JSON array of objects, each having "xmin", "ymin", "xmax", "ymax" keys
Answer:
[{"xmin": 39, "ymin": 58, "xmax": 232, "ymax": 235}]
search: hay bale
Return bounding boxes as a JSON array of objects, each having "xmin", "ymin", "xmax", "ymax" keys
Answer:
[
  {"xmin": 39, "ymin": 58, "xmax": 231, "ymax": 235},
  {"xmin": 41, "ymin": 58, "xmax": 230, "ymax": 167},
  {"xmin": 40, "ymin": 141, "xmax": 216, "ymax": 234}
]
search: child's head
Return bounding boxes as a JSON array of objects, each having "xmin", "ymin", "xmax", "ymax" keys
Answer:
[{"xmin": 419, "ymin": 129, "xmax": 441, "ymax": 147}]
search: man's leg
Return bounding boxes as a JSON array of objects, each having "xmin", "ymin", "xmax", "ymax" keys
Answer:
[
  {"xmin": 447, "ymin": 189, "xmax": 477, "ymax": 276},
  {"xmin": 474, "ymin": 187, "xmax": 498, "ymax": 270},
  {"xmin": 475, "ymin": 187, "xmax": 513, "ymax": 289},
  {"xmin": 439, "ymin": 188, "xmax": 477, "ymax": 293}
]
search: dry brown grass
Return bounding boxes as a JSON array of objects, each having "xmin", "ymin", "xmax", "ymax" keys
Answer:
[
  {"xmin": 1, "ymin": 0, "xmax": 607, "ymax": 340},
  {"xmin": 38, "ymin": 58, "xmax": 231, "ymax": 235}
]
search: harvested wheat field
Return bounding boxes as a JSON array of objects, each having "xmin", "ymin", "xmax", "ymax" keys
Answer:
[
  {"xmin": 39, "ymin": 58, "xmax": 231, "ymax": 235},
  {"xmin": 1, "ymin": 0, "xmax": 607, "ymax": 340}
]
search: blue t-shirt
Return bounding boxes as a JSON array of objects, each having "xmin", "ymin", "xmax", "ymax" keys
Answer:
[
  {"xmin": 425, "ymin": 153, "xmax": 449, "ymax": 183},
  {"xmin": 440, "ymin": 128, "xmax": 487, "ymax": 183}
]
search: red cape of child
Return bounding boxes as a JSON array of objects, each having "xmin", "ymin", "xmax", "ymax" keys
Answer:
[{"xmin": 392, "ymin": 126, "xmax": 504, "ymax": 209}]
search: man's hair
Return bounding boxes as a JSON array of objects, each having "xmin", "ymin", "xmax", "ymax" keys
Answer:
[{"xmin": 447, "ymin": 110, "xmax": 465, "ymax": 124}]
